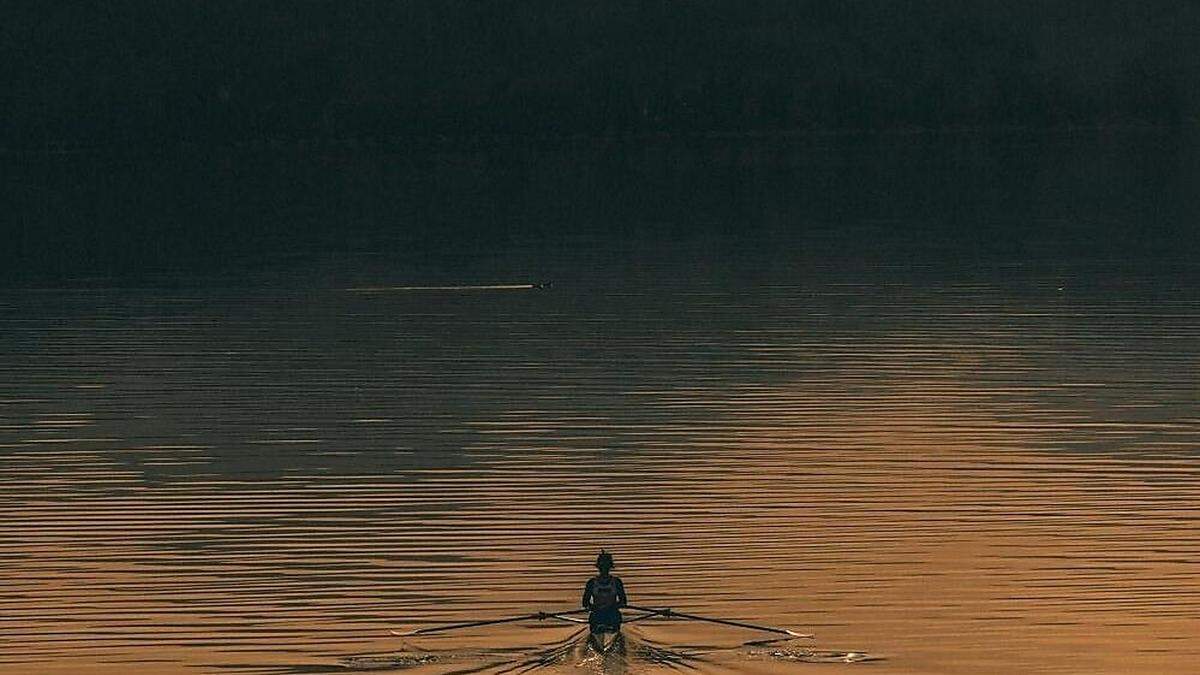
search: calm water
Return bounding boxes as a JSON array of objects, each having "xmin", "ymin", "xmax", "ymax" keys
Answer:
[{"xmin": 3, "ymin": 136, "xmax": 1200, "ymax": 673}]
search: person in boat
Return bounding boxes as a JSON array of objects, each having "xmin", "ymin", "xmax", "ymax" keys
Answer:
[{"xmin": 582, "ymin": 551, "xmax": 627, "ymax": 631}]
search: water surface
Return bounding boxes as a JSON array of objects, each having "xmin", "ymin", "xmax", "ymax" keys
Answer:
[{"xmin": 3, "ymin": 136, "xmax": 1199, "ymax": 673}]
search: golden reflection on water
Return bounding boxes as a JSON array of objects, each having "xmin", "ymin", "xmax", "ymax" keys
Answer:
[{"xmin": 1, "ymin": 270, "xmax": 1199, "ymax": 673}]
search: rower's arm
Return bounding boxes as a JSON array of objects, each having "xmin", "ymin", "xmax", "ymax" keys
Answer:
[
  {"xmin": 616, "ymin": 578, "xmax": 628, "ymax": 608},
  {"xmin": 581, "ymin": 578, "xmax": 593, "ymax": 609}
]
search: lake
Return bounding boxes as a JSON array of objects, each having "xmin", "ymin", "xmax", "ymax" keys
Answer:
[{"xmin": 2, "ymin": 132, "xmax": 1198, "ymax": 673}]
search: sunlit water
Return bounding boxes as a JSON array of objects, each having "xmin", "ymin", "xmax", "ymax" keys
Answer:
[
  {"xmin": 4, "ymin": 132, "xmax": 1200, "ymax": 674},
  {"xmin": 2, "ymin": 245, "xmax": 1197, "ymax": 674}
]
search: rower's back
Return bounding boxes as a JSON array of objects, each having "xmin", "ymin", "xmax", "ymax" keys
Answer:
[
  {"xmin": 586, "ymin": 573, "xmax": 624, "ymax": 610},
  {"xmin": 583, "ymin": 551, "xmax": 626, "ymax": 631}
]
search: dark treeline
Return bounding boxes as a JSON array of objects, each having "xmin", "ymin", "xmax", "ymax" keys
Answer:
[{"xmin": 4, "ymin": 1, "xmax": 1199, "ymax": 148}]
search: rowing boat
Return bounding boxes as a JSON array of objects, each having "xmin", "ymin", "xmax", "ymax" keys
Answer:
[
  {"xmin": 588, "ymin": 624, "xmax": 622, "ymax": 653},
  {"xmin": 391, "ymin": 604, "xmax": 811, "ymax": 640},
  {"xmin": 361, "ymin": 615, "xmax": 873, "ymax": 672}
]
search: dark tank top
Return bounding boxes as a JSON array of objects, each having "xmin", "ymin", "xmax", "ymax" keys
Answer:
[{"xmin": 590, "ymin": 575, "xmax": 619, "ymax": 610}]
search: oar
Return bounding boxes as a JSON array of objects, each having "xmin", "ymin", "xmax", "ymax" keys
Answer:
[
  {"xmin": 622, "ymin": 608, "xmax": 668, "ymax": 625},
  {"xmin": 391, "ymin": 608, "xmax": 588, "ymax": 637},
  {"xmin": 626, "ymin": 604, "xmax": 812, "ymax": 639},
  {"xmin": 547, "ymin": 614, "xmax": 589, "ymax": 624}
]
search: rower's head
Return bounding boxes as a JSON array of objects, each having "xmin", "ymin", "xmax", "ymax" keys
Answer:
[{"xmin": 595, "ymin": 550, "xmax": 615, "ymax": 574}]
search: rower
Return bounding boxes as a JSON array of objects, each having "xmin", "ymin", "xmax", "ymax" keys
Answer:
[{"xmin": 582, "ymin": 551, "xmax": 627, "ymax": 632}]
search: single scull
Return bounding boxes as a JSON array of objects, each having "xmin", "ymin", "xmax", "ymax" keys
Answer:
[{"xmin": 391, "ymin": 605, "xmax": 811, "ymax": 640}]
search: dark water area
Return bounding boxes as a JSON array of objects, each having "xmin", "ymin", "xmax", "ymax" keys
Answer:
[
  {"xmin": 2, "ymin": 134, "xmax": 1199, "ymax": 673},
  {"xmin": 4, "ymin": 130, "xmax": 1199, "ymax": 285}
]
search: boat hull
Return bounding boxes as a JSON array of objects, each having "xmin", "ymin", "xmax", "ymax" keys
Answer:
[{"xmin": 588, "ymin": 627, "xmax": 621, "ymax": 653}]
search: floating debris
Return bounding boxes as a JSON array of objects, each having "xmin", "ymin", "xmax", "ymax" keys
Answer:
[
  {"xmin": 753, "ymin": 648, "xmax": 880, "ymax": 664},
  {"xmin": 340, "ymin": 653, "xmax": 439, "ymax": 670}
]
